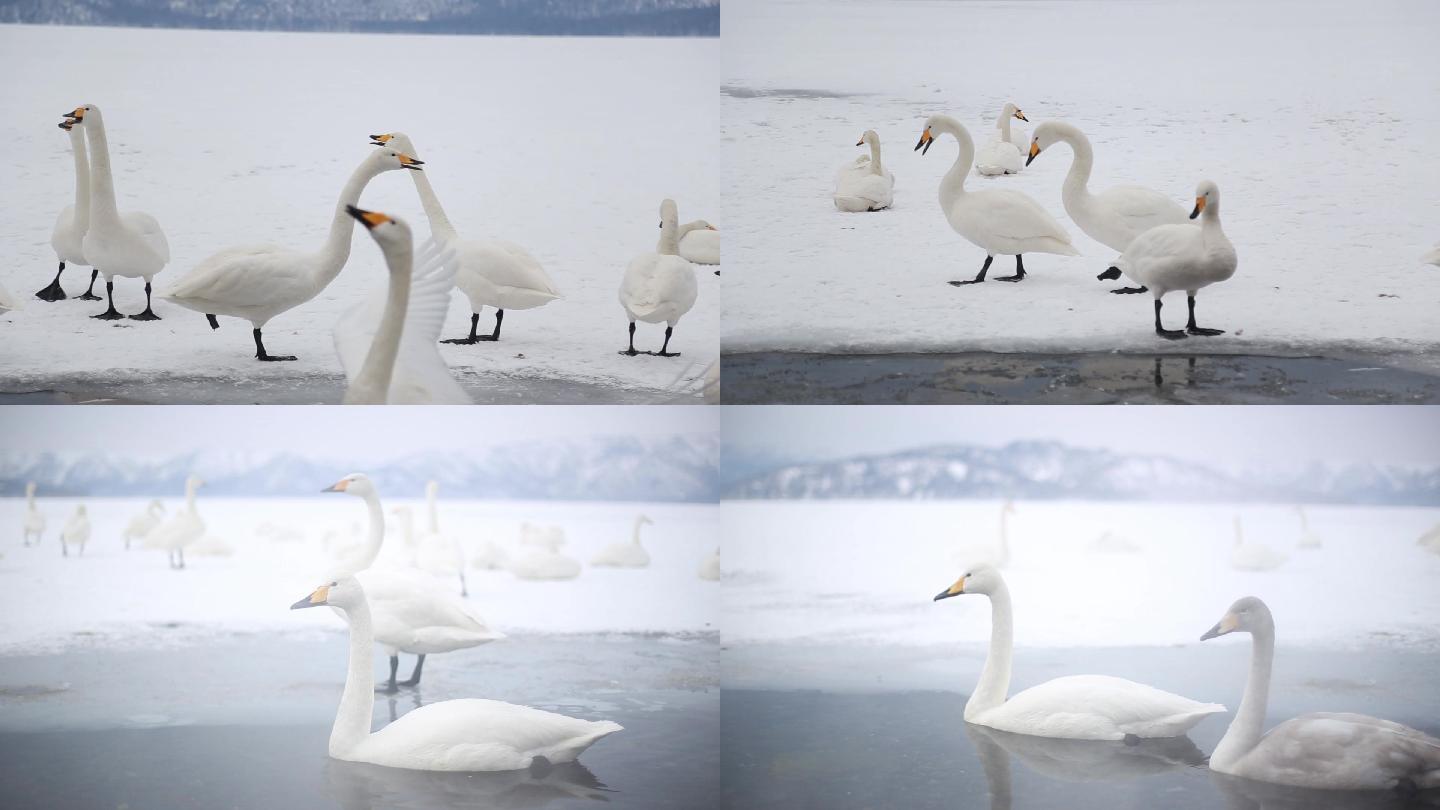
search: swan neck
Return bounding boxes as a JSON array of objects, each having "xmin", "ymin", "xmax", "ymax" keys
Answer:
[
  {"xmin": 1058, "ymin": 130, "xmax": 1095, "ymax": 206},
  {"xmin": 320, "ymin": 160, "xmax": 383, "ymax": 279},
  {"xmin": 997, "ymin": 112, "xmax": 1012, "ymax": 143},
  {"xmin": 352, "ymin": 491, "xmax": 386, "ymax": 573},
  {"xmin": 967, "ymin": 584, "xmax": 1013, "ymax": 720},
  {"xmin": 632, "ymin": 517, "xmax": 645, "ymax": 546},
  {"xmin": 344, "ymin": 243, "xmax": 411, "ymax": 404},
  {"xmin": 658, "ymin": 218, "xmax": 680, "ymax": 256},
  {"xmin": 331, "ymin": 597, "xmax": 375, "ymax": 756},
  {"xmin": 184, "ymin": 482, "xmax": 197, "ymax": 513},
  {"xmin": 69, "ymin": 127, "xmax": 91, "ymax": 231},
  {"xmin": 868, "ymin": 138, "xmax": 884, "ymax": 177},
  {"xmin": 1213, "ymin": 625, "xmax": 1274, "ymax": 769},
  {"xmin": 84, "ymin": 115, "xmax": 119, "ymax": 223},
  {"xmin": 408, "ymin": 169, "xmax": 458, "ymax": 241},
  {"xmin": 937, "ymin": 119, "xmax": 972, "ymax": 207}
]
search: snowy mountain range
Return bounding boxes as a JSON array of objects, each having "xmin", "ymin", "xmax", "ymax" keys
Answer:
[
  {"xmin": 0, "ymin": 434, "xmax": 720, "ymax": 502},
  {"xmin": 724, "ymin": 441, "xmax": 1440, "ymax": 506},
  {"xmin": 0, "ymin": 0, "xmax": 718, "ymax": 35}
]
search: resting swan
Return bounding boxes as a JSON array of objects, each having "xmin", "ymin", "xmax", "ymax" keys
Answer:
[
  {"xmin": 509, "ymin": 547, "xmax": 583, "ymax": 581},
  {"xmin": 370, "ymin": 133, "xmax": 560, "ymax": 344},
  {"xmin": 933, "ymin": 565, "xmax": 1224, "ymax": 739},
  {"xmin": 1416, "ymin": 523, "xmax": 1440, "ymax": 555},
  {"xmin": 60, "ymin": 504, "xmax": 90, "ymax": 557},
  {"xmin": 63, "ymin": 105, "xmax": 169, "ymax": 321},
  {"xmin": 337, "ymin": 207, "xmax": 470, "ymax": 405},
  {"xmin": 1229, "ymin": 515, "xmax": 1286, "ymax": 572},
  {"xmin": 292, "ymin": 578, "xmax": 621, "ymax": 771},
  {"xmin": 618, "ymin": 199, "xmax": 698, "ymax": 356},
  {"xmin": 38, "ymin": 120, "xmax": 98, "ymax": 303},
  {"xmin": 144, "ymin": 475, "xmax": 205, "ymax": 569},
  {"xmin": 916, "ymin": 115, "xmax": 1077, "ymax": 285},
  {"xmin": 123, "ymin": 499, "xmax": 165, "ymax": 550},
  {"xmin": 975, "ymin": 104, "xmax": 1029, "ymax": 177},
  {"xmin": 1025, "ymin": 121, "xmax": 1189, "ymax": 293},
  {"xmin": 590, "ymin": 515, "xmax": 653, "ymax": 568},
  {"xmin": 163, "ymin": 148, "xmax": 423, "ymax": 361},
  {"xmin": 1200, "ymin": 596, "xmax": 1440, "ymax": 790},
  {"xmin": 1108, "ymin": 180, "xmax": 1236, "ymax": 340},
  {"xmin": 1422, "ymin": 245, "xmax": 1440, "ymax": 267},
  {"xmin": 834, "ymin": 130, "xmax": 895, "ymax": 211},
  {"xmin": 22, "ymin": 482, "xmax": 45, "ymax": 546},
  {"xmin": 679, "ymin": 220, "xmax": 720, "ymax": 267}
]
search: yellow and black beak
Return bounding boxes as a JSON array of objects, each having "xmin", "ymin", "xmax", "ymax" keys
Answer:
[
  {"xmin": 397, "ymin": 153, "xmax": 424, "ymax": 171},
  {"xmin": 856, "ymin": 135, "xmax": 865, "ymax": 147},
  {"xmin": 1190, "ymin": 196, "xmax": 1206, "ymax": 220},
  {"xmin": 1026, "ymin": 140, "xmax": 1041, "ymax": 167},
  {"xmin": 59, "ymin": 120, "xmax": 73, "ymax": 131},
  {"xmin": 63, "ymin": 107, "xmax": 84, "ymax": 121},
  {"xmin": 1200, "ymin": 611, "xmax": 1237, "ymax": 641},
  {"xmin": 933, "ymin": 575, "xmax": 966, "ymax": 602},
  {"xmin": 1015, "ymin": 110, "xmax": 1029, "ymax": 122},
  {"xmin": 322, "ymin": 478, "xmax": 350, "ymax": 493},
  {"xmin": 914, "ymin": 127, "xmax": 935, "ymax": 155},
  {"xmin": 369, "ymin": 133, "xmax": 393, "ymax": 146},
  {"xmin": 346, "ymin": 205, "xmax": 393, "ymax": 230},
  {"xmin": 290, "ymin": 584, "xmax": 332, "ymax": 610}
]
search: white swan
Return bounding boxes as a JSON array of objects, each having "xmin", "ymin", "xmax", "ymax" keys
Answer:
[
  {"xmin": 162, "ymin": 148, "xmax": 423, "ymax": 361},
  {"xmin": 415, "ymin": 481, "xmax": 469, "ymax": 595},
  {"xmin": 1294, "ymin": 506, "xmax": 1322, "ymax": 550},
  {"xmin": 520, "ymin": 522, "xmax": 566, "ymax": 552},
  {"xmin": 679, "ymin": 220, "xmax": 720, "ymax": 267},
  {"xmin": 590, "ymin": 515, "xmax": 653, "ymax": 568},
  {"xmin": 916, "ymin": 115, "xmax": 1078, "ymax": 285},
  {"xmin": 955, "ymin": 500, "xmax": 1015, "ymax": 569},
  {"xmin": 63, "ymin": 105, "xmax": 169, "ymax": 320},
  {"xmin": 1229, "ymin": 516, "xmax": 1286, "ymax": 572},
  {"xmin": 934, "ymin": 565, "xmax": 1224, "ymax": 739},
  {"xmin": 1200, "ymin": 596, "xmax": 1440, "ymax": 789},
  {"xmin": 37, "ymin": 119, "xmax": 98, "ymax": 303},
  {"xmin": 1109, "ymin": 180, "xmax": 1236, "ymax": 340},
  {"xmin": 1421, "ymin": 244, "xmax": 1440, "ymax": 267},
  {"xmin": 1026, "ymin": 121, "xmax": 1190, "ymax": 293},
  {"xmin": 975, "ymin": 105, "xmax": 1029, "ymax": 177},
  {"xmin": 619, "ymin": 199, "xmax": 699, "ymax": 356},
  {"xmin": 122, "ymin": 499, "xmax": 165, "ymax": 550},
  {"xmin": 509, "ymin": 547, "xmax": 582, "ymax": 581},
  {"xmin": 22, "ymin": 482, "xmax": 45, "ymax": 546},
  {"xmin": 0, "ymin": 280, "xmax": 19, "ymax": 317},
  {"xmin": 1416, "ymin": 523, "xmax": 1440, "ymax": 555},
  {"xmin": 834, "ymin": 130, "xmax": 895, "ymax": 212},
  {"xmin": 994, "ymin": 102, "xmax": 1030, "ymax": 154},
  {"xmin": 322, "ymin": 473, "xmax": 503, "ymax": 691},
  {"xmin": 336, "ymin": 207, "xmax": 469, "ymax": 405},
  {"xmin": 697, "ymin": 548, "xmax": 720, "ymax": 581},
  {"xmin": 292, "ymin": 578, "xmax": 620, "ymax": 771},
  {"xmin": 369, "ymin": 133, "xmax": 560, "ymax": 344},
  {"xmin": 470, "ymin": 541, "xmax": 511, "ymax": 571},
  {"xmin": 60, "ymin": 504, "xmax": 89, "ymax": 557},
  {"xmin": 145, "ymin": 475, "xmax": 205, "ymax": 569}
]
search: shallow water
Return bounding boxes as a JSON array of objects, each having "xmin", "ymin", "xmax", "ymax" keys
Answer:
[{"xmin": 720, "ymin": 352, "xmax": 1440, "ymax": 404}]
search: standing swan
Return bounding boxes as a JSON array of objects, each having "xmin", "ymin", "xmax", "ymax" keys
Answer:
[
  {"xmin": 369, "ymin": 133, "xmax": 560, "ymax": 345},
  {"xmin": 590, "ymin": 514, "xmax": 653, "ymax": 568},
  {"xmin": 145, "ymin": 475, "xmax": 205, "ymax": 569},
  {"xmin": 1025, "ymin": 121, "xmax": 1190, "ymax": 292},
  {"xmin": 337, "ymin": 207, "xmax": 469, "ymax": 405},
  {"xmin": 915, "ymin": 115, "xmax": 1077, "ymax": 285},
  {"xmin": 1200, "ymin": 597, "xmax": 1440, "ymax": 789},
  {"xmin": 834, "ymin": 130, "xmax": 895, "ymax": 212},
  {"xmin": 22, "ymin": 482, "xmax": 46, "ymax": 546},
  {"xmin": 292, "ymin": 578, "xmax": 621, "ymax": 771},
  {"xmin": 417, "ymin": 480, "xmax": 469, "ymax": 596},
  {"xmin": 618, "ymin": 199, "xmax": 698, "ymax": 357},
  {"xmin": 38, "ymin": 119, "xmax": 99, "ymax": 302},
  {"xmin": 933, "ymin": 565, "xmax": 1224, "ymax": 739},
  {"xmin": 123, "ymin": 499, "xmax": 166, "ymax": 550},
  {"xmin": 60, "ymin": 504, "xmax": 90, "ymax": 557},
  {"xmin": 1108, "ymin": 181, "xmax": 1236, "ymax": 340},
  {"xmin": 162, "ymin": 148, "xmax": 423, "ymax": 361},
  {"xmin": 62, "ymin": 105, "xmax": 169, "ymax": 320}
]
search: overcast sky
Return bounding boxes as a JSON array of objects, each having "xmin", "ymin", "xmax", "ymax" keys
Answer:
[{"xmin": 724, "ymin": 406, "xmax": 1440, "ymax": 468}]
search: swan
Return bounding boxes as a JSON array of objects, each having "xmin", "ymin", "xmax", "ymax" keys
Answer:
[
  {"xmin": 697, "ymin": 548, "xmax": 720, "ymax": 581},
  {"xmin": 834, "ymin": 130, "xmax": 895, "ymax": 211},
  {"xmin": 0, "ymin": 280, "xmax": 19, "ymax": 316},
  {"xmin": 392, "ymin": 499, "xmax": 468, "ymax": 597},
  {"xmin": 470, "ymin": 540, "xmax": 511, "ymax": 571},
  {"xmin": 1422, "ymin": 245, "xmax": 1440, "ymax": 267},
  {"xmin": 62, "ymin": 105, "xmax": 169, "ymax": 320},
  {"xmin": 966, "ymin": 723, "xmax": 1207, "ymax": 786},
  {"xmin": 933, "ymin": 565, "xmax": 1224, "ymax": 739},
  {"xmin": 415, "ymin": 481, "xmax": 469, "ymax": 595},
  {"xmin": 1025, "ymin": 121, "xmax": 1190, "ymax": 293},
  {"xmin": 292, "ymin": 578, "xmax": 620, "ymax": 771},
  {"xmin": 1416, "ymin": 524, "xmax": 1440, "ymax": 555},
  {"xmin": 22, "ymin": 482, "xmax": 45, "ymax": 546},
  {"xmin": 955, "ymin": 500, "xmax": 1016, "ymax": 569},
  {"xmin": 994, "ymin": 103, "xmax": 1030, "ymax": 154},
  {"xmin": 1294, "ymin": 506, "xmax": 1322, "ymax": 550},
  {"xmin": 322, "ymin": 473, "xmax": 503, "ymax": 691},
  {"xmin": 916, "ymin": 115, "xmax": 1078, "ymax": 285},
  {"xmin": 1200, "ymin": 596, "xmax": 1440, "ymax": 789},
  {"xmin": 122, "ymin": 499, "xmax": 165, "ymax": 550},
  {"xmin": 1107, "ymin": 180, "xmax": 1236, "ymax": 340},
  {"xmin": 145, "ymin": 475, "xmax": 205, "ymax": 569},
  {"xmin": 369, "ymin": 133, "xmax": 560, "ymax": 344},
  {"xmin": 975, "ymin": 105, "xmax": 1029, "ymax": 177},
  {"xmin": 520, "ymin": 522, "xmax": 566, "ymax": 552},
  {"xmin": 508, "ymin": 546, "xmax": 582, "ymax": 581},
  {"xmin": 679, "ymin": 220, "xmax": 720, "ymax": 267},
  {"xmin": 162, "ymin": 148, "xmax": 423, "ymax": 361},
  {"xmin": 619, "ymin": 199, "xmax": 699, "ymax": 356},
  {"xmin": 336, "ymin": 207, "xmax": 470, "ymax": 404},
  {"xmin": 1229, "ymin": 515, "xmax": 1286, "ymax": 572},
  {"xmin": 37, "ymin": 119, "xmax": 99, "ymax": 303},
  {"xmin": 60, "ymin": 504, "xmax": 89, "ymax": 557},
  {"xmin": 590, "ymin": 514, "xmax": 653, "ymax": 568}
]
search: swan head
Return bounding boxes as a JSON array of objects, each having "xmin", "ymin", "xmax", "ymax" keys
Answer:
[
  {"xmin": 1027, "ymin": 121, "xmax": 1067, "ymax": 167},
  {"xmin": 290, "ymin": 577, "xmax": 365, "ymax": 611},
  {"xmin": 1002, "ymin": 499, "xmax": 1016, "ymax": 514},
  {"xmin": 369, "ymin": 132, "xmax": 419, "ymax": 158},
  {"xmin": 638, "ymin": 514, "xmax": 654, "ymax": 526},
  {"xmin": 426, "ymin": 480, "xmax": 439, "ymax": 496},
  {"xmin": 74, "ymin": 504, "xmax": 87, "ymax": 516},
  {"xmin": 856, "ymin": 129, "xmax": 880, "ymax": 148},
  {"xmin": 186, "ymin": 475, "xmax": 205, "ymax": 489},
  {"xmin": 1200, "ymin": 596, "xmax": 1271, "ymax": 640},
  {"xmin": 322, "ymin": 473, "xmax": 378, "ymax": 498},
  {"xmin": 346, "ymin": 206, "xmax": 414, "ymax": 255},
  {"xmin": 61, "ymin": 105, "xmax": 97, "ymax": 129},
  {"xmin": 1002, "ymin": 102, "xmax": 1028, "ymax": 122},
  {"xmin": 1190, "ymin": 180, "xmax": 1219, "ymax": 219},
  {"xmin": 680, "ymin": 219, "xmax": 717, "ymax": 237},
  {"xmin": 371, "ymin": 147, "xmax": 424, "ymax": 172},
  {"xmin": 915, "ymin": 119, "xmax": 938, "ymax": 155},
  {"xmin": 933, "ymin": 563, "xmax": 1002, "ymax": 601},
  {"xmin": 659, "ymin": 199, "xmax": 679, "ymax": 228}
]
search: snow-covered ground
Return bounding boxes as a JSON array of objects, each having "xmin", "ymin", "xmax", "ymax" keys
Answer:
[
  {"xmin": 0, "ymin": 24, "xmax": 718, "ymax": 401},
  {"xmin": 723, "ymin": 500, "xmax": 1440, "ymax": 648},
  {"xmin": 0, "ymin": 497, "xmax": 719, "ymax": 653},
  {"xmin": 721, "ymin": 0, "xmax": 1440, "ymax": 363}
]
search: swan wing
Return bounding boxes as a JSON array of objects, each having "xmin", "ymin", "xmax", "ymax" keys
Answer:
[
  {"xmin": 1094, "ymin": 186, "xmax": 1190, "ymax": 235},
  {"xmin": 1421, "ymin": 245, "xmax": 1440, "ymax": 266},
  {"xmin": 391, "ymin": 239, "xmax": 471, "ymax": 404},
  {"xmin": 121, "ymin": 211, "xmax": 170, "ymax": 263},
  {"xmin": 1240, "ymin": 713, "xmax": 1440, "ymax": 789},
  {"xmin": 964, "ymin": 190, "xmax": 1076, "ymax": 250},
  {"xmin": 455, "ymin": 239, "xmax": 559, "ymax": 297},
  {"xmin": 984, "ymin": 674, "xmax": 1224, "ymax": 740},
  {"xmin": 165, "ymin": 246, "xmax": 314, "ymax": 310}
]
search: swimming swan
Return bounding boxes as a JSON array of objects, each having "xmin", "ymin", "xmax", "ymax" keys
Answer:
[
  {"xmin": 336, "ymin": 207, "xmax": 469, "ymax": 405},
  {"xmin": 933, "ymin": 565, "xmax": 1224, "ymax": 739},
  {"xmin": 123, "ymin": 499, "xmax": 165, "ymax": 550},
  {"xmin": 292, "ymin": 578, "xmax": 622, "ymax": 771},
  {"xmin": 834, "ymin": 130, "xmax": 895, "ymax": 211},
  {"xmin": 162, "ymin": 148, "xmax": 423, "ymax": 361},
  {"xmin": 1026, "ymin": 121, "xmax": 1189, "ymax": 293},
  {"xmin": 590, "ymin": 514, "xmax": 653, "ymax": 568},
  {"xmin": 1107, "ymin": 180, "xmax": 1236, "ymax": 340},
  {"xmin": 679, "ymin": 220, "xmax": 720, "ymax": 267},
  {"xmin": 62, "ymin": 105, "xmax": 169, "ymax": 321},
  {"xmin": 145, "ymin": 475, "xmax": 205, "ymax": 569},
  {"xmin": 370, "ymin": 133, "xmax": 560, "ymax": 344},
  {"xmin": 1200, "ymin": 596, "xmax": 1440, "ymax": 790},
  {"xmin": 38, "ymin": 120, "xmax": 98, "ymax": 303},
  {"xmin": 1229, "ymin": 515, "xmax": 1286, "ymax": 572},
  {"xmin": 60, "ymin": 504, "xmax": 90, "ymax": 557},
  {"xmin": 916, "ymin": 115, "xmax": 1077, "ymax": 285},
  {"xmin": 619, "ymin": 199, "xmax": 698, "ymax": 356},
  {"xmin": 976, "ymin": 105, "xmax": 1029, "ymax": 177},
  {"xmin": 22, "ymin": 482, "xmax": 45, "ymax": 546}
]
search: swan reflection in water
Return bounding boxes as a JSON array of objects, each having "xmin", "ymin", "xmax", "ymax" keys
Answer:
[
  {"xmin": 1209, "ymin": 771, "xmax": 1436, "ymax": 810},
  {"xmin": 325, "ymin": 756, "xmax": 613, "ymax": 810}
]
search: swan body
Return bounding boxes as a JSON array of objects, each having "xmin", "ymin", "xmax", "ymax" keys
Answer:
[
  {"xmin": 509, "ymin": 548, "xmax": 582, "ymax": 581},
  {"xmin": 678, "ymin": 221, "xmax": 720, "ymax": 265},
  {"xmin": 1422, "ymin": 245, "xmax": 1440, "ymax": 267},
  {"xmin": 60, "ymin": 505, "xmax": 90, "ymax": 557},
  {"xmin": 590, "ymin": 515, "xmax": 653, "ymax": 568},
  {"xmin": 1229, "ymin": 516, "xmax": 1286, "ymax": 572},
  {"xmin": 917, "ymin": 115, "xmax": 1077, "ymax": 285},
  {"xmin": 145, "ymin": 476, "xmax": 205, "ymax": 569},
  {"xmin": 619, "ymin": 199, "xmax": 698, "ymax": 356},
  {"xmin": 163, "ymin": 149, "xmax": 421, "ymax": 361},
  {"xmin": 834, "ymin": 130, "xmax": 895, "ymax": 211},
  {"xmin": 1416, "ymin": 524, "xmax": 1440, "ymax": 555},
  {"xmin": 292, "ymin": 578, "xmax": 621, "ymax": 771},
  {"xmin": 336, "ymin": 209, "xmax": 469, "ymax": 404},
  {"xmin": 520, "ymin": 523, "xmax": 566, "ymax": 551},
  {"xmin": 976, "ymin": 106, "xmax": 1028, "ymax": 176},
  {"xmin": 697, "ymin": 548, "xmax": 720, "ymax": 581},
  {"xmin": 0, "ymin": 280, "xmax": 20, "ymax": 315},
  {"xmin": 934, "ymin": 565, "xmax": 1224, "ymax": 740},
  {"xmin": 955, "ymin": 500, "xmax": 1015, "ymax": 568},
  {"xmin": 1201, "ymin": 596, "xmax": 1440, "ymax": 789},
  {"xmin": 393, "ymin": 485, "xmax": 469, "ymax": 596},
  {"xmin": 123, "ymin": 499, "xmax": 165, "ymax": 550},
  {"xmin": 22, "ymin": 483, "xmax": 45, "ymax": 545},
  {"xmin": 37, "ymin": 121, "xmax": 93, "ymax": 302}
]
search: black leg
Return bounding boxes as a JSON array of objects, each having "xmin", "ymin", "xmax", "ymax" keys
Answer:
[
  {"xmin": 92, "ymin": 281, "xmax": 124, "ymax": 319},
  {"xmin": 377, "ymin": 655, "xmax": 400, "ymax": 693},
  {"xmin": 442, "ymin": 312, "xmax": 482, "ymax": 344},
  {"xmin": 206, "ymin": 314, "xmax": 219, "ymax": 329},
  {"xmin": 950, "ymin": 255, "xmax": 993, "ymax": 286},
  {"xmin": 253, "ymin": 328, "xmax": 297, "ymax": 361},
  {"xmin": 1185, "ymin": 295, "xmax": 1225, "ymax": 336},
  {"xmin": 176, "ymin": 548, "xmax": 185, "ymax": 570},
  {"xmin": 61, "ymin": 542, "xmax": 68, "ymax": 558},
  {"xmin": 996, "ymin": 254, "xmax": 1026, "ymax": 282},
  {"xmin": 620, "ymin": 321, "xmax": 640, "ymax": 356},
  {"xmin": 656, "ymin": 326, "xmax": 680, "ymax": 357},
  {"xmin": 78, "ymin": 268, "xmax": 102, "ymax": 301},
  {"xmin": 35, "ymin": 261, "xmax": 68, "ymax": 301},
  {"xmin": 475, "ymin": 309, "xmax": 502, "ymax": 342},
  {"xmin": 400, "ymin": 654, "xmax": 426, "ymax": 687},
  {"xmin": 1111, "ymin": 285, "xmax": 1149, "ymax": 295},
  {"xmin": 1154, "ymin": 299, "xmax": 1187, "ymax": 340},
  {"xmin": 130, "ymin": 282, "xmax": 161, "ymax": 320}
]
